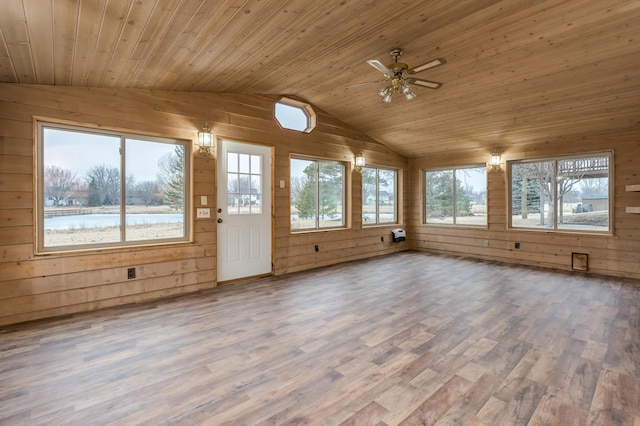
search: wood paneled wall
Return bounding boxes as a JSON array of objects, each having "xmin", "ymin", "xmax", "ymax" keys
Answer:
[
  {"xmin": 0, "ymin": 83, "xmax": 408, "ymax": 326},
  {"xmin": 408, "ymin": 132, "xmax": 640, "ymax": 279}
]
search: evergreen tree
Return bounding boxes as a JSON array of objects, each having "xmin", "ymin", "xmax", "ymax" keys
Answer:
[
  {"xmin": 511, "ymin": 164, "xmax": 541, "ymax": 216},
  {"xmin": 294, "ymin": 161, "xmax": 343, "ymax": 220},
  {"xmin": 426, "ymin": 170, "xmax": 473, "ymax": 218},
  {"xmin": 295, "ymin": 175, "xmax": 317, "ymax": 219},
  {"xmin": 318, "ymin": 162, "xmax": 341, "ymax": 219},
  {"xmin": 86, "ymin": 177, "xmax": 102, "ymax": 207},
  {"xmin": 158, "ymin": 145, "xmax": 185, "ymax": 211}
]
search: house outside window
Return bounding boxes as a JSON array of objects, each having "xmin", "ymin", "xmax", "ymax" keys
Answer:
[
  {"xmin": 424, "ymin": 165, "xmax": 487, "ymax": 226},
  {"xmin": 362, "ymin": 166, "xmax": 397, "ymax": 225},
  {"xmin": 290, "ymin": 157, "xmax": 346, "ymax": 231},
  {"xmin": 509, "ymin": 153, "xmax": 611, "ymax": 232},
  {"xmin": 37, "ymin": 121, "xmax": 190, "ymax": 252}
]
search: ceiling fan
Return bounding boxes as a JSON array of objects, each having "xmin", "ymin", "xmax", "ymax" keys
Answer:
[{"xmin": 367, "ymin": 48, "xmax": 445, "ymax": 102}]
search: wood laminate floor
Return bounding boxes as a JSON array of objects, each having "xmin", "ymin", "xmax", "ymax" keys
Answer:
[{"xmin": 1, "ymin": 251, "xmax": 640, "ymax": 425}]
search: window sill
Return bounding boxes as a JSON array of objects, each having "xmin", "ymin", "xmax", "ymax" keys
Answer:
[{"xmin": 35, "ymin": 239, "xmax": 194, "ymax": 257}]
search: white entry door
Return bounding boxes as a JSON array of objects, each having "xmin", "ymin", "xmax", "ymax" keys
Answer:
[{"xmin": 217, "ymin": 140, "xmax": 272, "ymax": 282}]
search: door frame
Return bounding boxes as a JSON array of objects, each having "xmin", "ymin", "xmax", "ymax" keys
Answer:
[{"xmin": 215, "ymin": 137, "xmax": 275, "ymax": 283}]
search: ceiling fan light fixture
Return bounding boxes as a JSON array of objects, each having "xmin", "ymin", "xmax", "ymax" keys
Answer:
[{"xmin": 366, "ymin": 49, "xmax": 446, "ymax": 103}]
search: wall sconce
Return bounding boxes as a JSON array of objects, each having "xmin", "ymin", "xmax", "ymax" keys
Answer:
[
  {"xmin": 198, "ymin": 122, "xmax": 213, "ymax": 156},
  {"xmin": 489, "ymin": 150, "xmax": 501, "ymax": 172},
  {"xmin": 354, "ymin": 152, "xmax": 366, "ymax": 172}
]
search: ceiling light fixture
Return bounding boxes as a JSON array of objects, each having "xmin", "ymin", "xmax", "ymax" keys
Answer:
[
  {"xmin": 378, "ymin": 75, "xmax": 417, "ymax": 103},
  {"xmin": 368, "ymin": 48, "xmax": 444, "ymax": 103}
]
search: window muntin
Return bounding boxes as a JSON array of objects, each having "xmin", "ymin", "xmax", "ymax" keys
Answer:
[
  {"xmin": 38, "ymin": 122, "xmax": 189, "ymax": 252},
  {"xmin": 226, "ymin": 152, "xmax": 262, "ymax": 215},
  {"xmin": 362, "ymin": 167, "xmax": 397, "ymax": 225},
  {"xmin": 290, "ymin": 157, "xmax": 346, "ymax": 231},
  {"xmin": 509, "ymin": 153, "xmax": 611, "ymax": 232},
  {"xmin": 274, "ymin": 97, "xmax": 316, "ymax": 133},
  {"xmin": 424, "ymin": 166, "xmax": 487, "ymax": 226}
]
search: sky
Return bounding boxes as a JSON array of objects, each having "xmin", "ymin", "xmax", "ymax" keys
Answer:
[{"xmin": 44, "ymin": 127, "xmax": 177, "ymax": 182}]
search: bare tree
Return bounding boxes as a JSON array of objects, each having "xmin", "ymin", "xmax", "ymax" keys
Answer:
[
  {"xmin": 529, "ymin": 161, "xmax": 585, "ymax": 226},
  {"xmin": 44, "ymin": 165, "xmax": 77, "ymax": 206},
  {"xmin": 86, "ymin": 164, "xmax": 120, "ymax": 205},
  {"xmin": 136, "ymin": 181, "xmax": 161, "ymax": 206}
]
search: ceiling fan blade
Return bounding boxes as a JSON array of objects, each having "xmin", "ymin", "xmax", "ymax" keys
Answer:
[
  {"xmin": 367, "ymin": 59, "xmax": 392, "ymax": 77},
  {"xmin": 346, "ymin": 79, "xmax": 388, "ymax": 88},
  {"xmin": 406, "ymin": 77, "xmax": 443, "ymax": 89},
  {"xmin": 408, "ymin": 58, "xmax": 446, "ymax": 74}
]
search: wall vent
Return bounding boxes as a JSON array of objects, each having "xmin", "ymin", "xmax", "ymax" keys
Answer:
[{"xmin": 571, "ymin": 253, "xmax": 588, "ymax": 271}]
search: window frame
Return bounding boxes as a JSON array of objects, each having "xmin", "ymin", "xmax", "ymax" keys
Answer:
[
  {"xmin": 35, "ymin": 119, "xmax": 191, "ymax": 254},
  {"xmin": 507, "ymin": 151, "xmax": 613, "ymax": 234},
  {"xmin": 290, "ymin": 155, "xmax": 347, "ymax": 232},
  {"xmin": 423, "ymin": 164, "xmax": 488, "ymax": 227},
  {"xmin": 274, "ymin": 97, "xmax": 317, "ymax": 133},
  {"xmin": 362, "ymin": 166, "xmax": 398, "ymax": 226}
]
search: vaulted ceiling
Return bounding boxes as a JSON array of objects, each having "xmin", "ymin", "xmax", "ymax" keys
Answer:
[{"xmin": 1, "ymin": 0, "xmax": 639, "ymax": 157}]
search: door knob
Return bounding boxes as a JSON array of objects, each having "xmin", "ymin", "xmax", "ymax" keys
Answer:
[{"xmin": 217, "ymin": 218, "xmax": 223, "ymax": 223}]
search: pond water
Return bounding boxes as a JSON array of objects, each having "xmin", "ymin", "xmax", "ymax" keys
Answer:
[{"xmin": 44, "ymin": 214, "xmax": 183, "ymax": 230}]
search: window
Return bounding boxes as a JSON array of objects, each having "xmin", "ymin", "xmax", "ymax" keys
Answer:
[
  {"xmin": 226, "ymin": 152, "xmax": 262, "ymax": 215},
  {"xmin": 290, "ymin": 157, "xmax": 346, "ymax": 230},
  {"xmin": 509, "ymin": 153, "xmax": 611, "ymax": 232},
  {"xmin": 37, "ymin": 121, "xmax": 190, "ymax": 252},
  {"xmin": 362, "ymin": 167, "xmax": 397, "ymax": 225},
  {"xmin": 274, "ymin": 97, "xmax": 316, "ymax": 133},
  {"xmin": 424, "ymin": 166, "xmax": 487, "ymax": 226}
]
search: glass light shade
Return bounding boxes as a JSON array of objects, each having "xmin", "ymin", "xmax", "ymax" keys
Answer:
[
  {"xmin": 198, "ymin": 128, "xmax": 213, "ymax": 148},
  {"xmin": 489, "ymin": 153, "xmax": 501, "ymax": 170},
  {"xmin": 198, "ymin": 123, "xmax": 213, "ymax": 155},
  {"xmin": 382, "ymin": 93, "xmax": 392, "ymax": 103},
  {"xmin": 404, "ymin": 89, "xmax": 416, "ymax": 100},
  {"xmin": 355, "ymin": 153, "xmax": 366, "ymax": 169}
]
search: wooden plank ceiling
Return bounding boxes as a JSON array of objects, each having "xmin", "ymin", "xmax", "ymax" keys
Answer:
[{"xmin": 0, "ymin": 0, "xmax": 638, "ymax": 157}]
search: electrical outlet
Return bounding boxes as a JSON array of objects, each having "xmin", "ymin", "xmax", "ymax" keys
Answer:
[
  {"xmin": 515, "ymin": 242, "xmax": 520, "ymax": 249},
  {"xmin": 484, "ymin": 240, "xmax": 489, "ymax": 247},
  {"xmin": 127, "ymin": 267, "xmax": 136, "ymax": 279},
  {"xmin": 196, "ymin": 208, "xmax": 210, "ymax": 218},
  {"xmin": 381, "ymin": 236, "xmax": 384, "ymax": 242},
  {"xmin": 314, "ymin": 245, "xmax": 319, "ymax": 252}
]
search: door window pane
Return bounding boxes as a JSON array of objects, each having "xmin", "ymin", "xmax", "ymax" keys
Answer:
[{"xmin": 227, "ymin": 152, "xmax": 262, "ymax": 215}]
